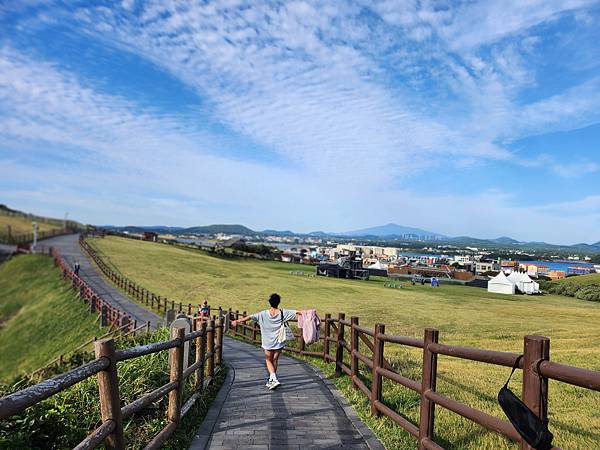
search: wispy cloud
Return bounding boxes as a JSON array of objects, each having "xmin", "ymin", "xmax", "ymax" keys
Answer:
[{"xmin": 1, "ymin": 1, "xmax": 600, "ymax": 243}]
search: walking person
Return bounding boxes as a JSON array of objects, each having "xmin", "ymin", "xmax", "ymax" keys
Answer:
[
  {"xmin": 73, "ymin": 261, "xmax": 80, "ymax": 277},
  {"xmin": 231, "ymin": 293, "xmax": 302, "ymax": 390}
]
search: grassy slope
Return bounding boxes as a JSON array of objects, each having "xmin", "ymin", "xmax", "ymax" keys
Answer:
[
  {"xmin": 0, "ymin": 214, "xmax": 62, "ymax": 235},
  {"xmin": 90, "ymin": 236, "xmax": 600, "ymax": 449},
  {"xmin": 554, "ymin": 272, "xmax": 600, "ymax": 286},
  {"xmin": 0, "ymin": 255, "xmax": 103, "ymax": 382}
]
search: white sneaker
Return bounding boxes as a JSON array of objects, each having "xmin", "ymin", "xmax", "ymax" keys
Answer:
[
  {"xmin": 265, "ymin": 380, "xmax": 272, "ymax": 387},
  {"xmin": 268, "ymin": 380, "xmax": 281, "ymax": 390}
]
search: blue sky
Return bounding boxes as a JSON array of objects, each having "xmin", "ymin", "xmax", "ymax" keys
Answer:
[{"xmin": 1, "ymin": 1, "xmax": 599, "ymax": 244}]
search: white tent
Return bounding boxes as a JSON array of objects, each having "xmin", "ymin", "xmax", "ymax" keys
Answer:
[
  {"xmin": 367, "ymin": 261, "xmax": 386, "ymax": 270},
  {"xmin": 488, "ymin": 272, "xmax": 516, "ymax": 295},
  {"xmin": 508, "ymin": 272, "xmax": 540, "ymax": 294}
]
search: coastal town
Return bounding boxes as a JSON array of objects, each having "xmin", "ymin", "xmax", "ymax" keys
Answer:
[{"xmin": 132, "ymin": 229, "xmax": 600, "ymax": 286}]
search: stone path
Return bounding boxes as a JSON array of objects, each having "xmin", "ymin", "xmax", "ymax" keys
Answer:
[
  {"xmin": 190, "ymin": 337, "xmax": 385, "ymax": 450},
  {"xmin": 41, "ymin": 234, "xmax": 162, "ymax": 328}
]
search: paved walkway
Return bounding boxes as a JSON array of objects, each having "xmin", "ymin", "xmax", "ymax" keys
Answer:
[
  {"xmin": 41, "ymin": 234, "xmax": 162, "ymax": 328},
  {"xmin": 190, "ymin": 337, "xmax": 384, "ymax": 450}
]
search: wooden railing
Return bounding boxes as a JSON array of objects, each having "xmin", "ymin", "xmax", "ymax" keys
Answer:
[
  {"xmin": 51, "ymin": 244, "xmax": 135, "ymax": 331},
  {"xmin": 80, "ymin": 235, "xmax": 199, "ymax": 316},
  {"xmin": 228, "ymin": 310, "xmax": 600, "ymax": 450},
  {"xmin": 0, "ymin": 316, "xmax": 226, "ymax": 449}
]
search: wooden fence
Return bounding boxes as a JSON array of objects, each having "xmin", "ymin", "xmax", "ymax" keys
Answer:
[
  {"xmin": 51, "ymin": 244, "xmax": 135, "ymax": 331},
  {"xmin": 228, "ymin": 310, "xmax": 600, "ymax": 450},
  {"xmin": 80, "ymin": 234, "xmax": 201, "ymax": 316},
  {"xmin": 0, "ymin": 316, "xmax": 226, "ymax": 449}
]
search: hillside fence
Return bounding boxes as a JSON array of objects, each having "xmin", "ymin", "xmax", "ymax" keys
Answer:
[
  {"xmin": 0, "ymin": 315, "xmax": 226, "ymax": 449},
  {"xmin": 81, "ymin": 234, "xmax": 202, "ymax": 316},
  {"xmin": 51, "ymin": 245, "xmax": 135, "ymax": 332},
  {"xmin": 228, "ymin": 310, "xmax": 600, "ymax": 450}
]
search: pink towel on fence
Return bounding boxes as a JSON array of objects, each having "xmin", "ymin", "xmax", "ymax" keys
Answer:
[{"xmin": 298, "ymin": 309, "xmax": 321, "ymax": 344}]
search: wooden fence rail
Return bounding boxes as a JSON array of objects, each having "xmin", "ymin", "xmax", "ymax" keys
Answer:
[
  {"xmin": 50, "ymin": 245, "xmax": 134, "ymax": 331},
  {"xmin": 0, "ymin": 316, "xmax": 226, "ymax": 450},
  {"xmin": 80, "ymin": 234, "xmax": 197, "ymax": 317},
  {"xmin": 227, "ymin": 310, "xmax": 600, "ymax": 450}
]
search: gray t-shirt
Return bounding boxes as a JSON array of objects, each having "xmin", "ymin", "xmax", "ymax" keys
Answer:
[{"xmin": 250, "ymin": 309, "xmax": 296, "ymax": 350}]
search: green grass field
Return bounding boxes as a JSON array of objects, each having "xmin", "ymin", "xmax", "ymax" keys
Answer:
[
  {"xmin": 0, "ymin": 255, "xmax": 103, "ymax": 382},
  {"xmin": 89, "ymin": 236, "xmax": 600, "ymax": 449}
]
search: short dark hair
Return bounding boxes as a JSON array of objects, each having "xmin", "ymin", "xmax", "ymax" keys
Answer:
[{"xmin": 268, "ymin": 293, "xmax": 281, "ymax": 308}]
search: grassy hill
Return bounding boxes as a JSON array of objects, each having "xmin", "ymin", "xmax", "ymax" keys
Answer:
[
  {"xmin": 0, "ymin": 255, "xmax": 103, "ymax": 382},
  {"xmin": 555, "ymin": 272, "xmax": 600, "ymax": 286},
  {"xmin": 0, "ymin": 213, "xmax": 63, "ymax": 235},
  {"xmin": 89, "ymin": 236, "xmax": 600, "ymax": 449}
]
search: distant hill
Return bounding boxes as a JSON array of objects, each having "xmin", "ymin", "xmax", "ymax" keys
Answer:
[
  {"xmin": 183, "ymin": 224, "xmax": 255, "ymax": 235},
  {"xmin": 341, "ymin": 223, "xmax": 444, "ymax": 238},
  {"xmin": 491, "ymin": 236, "xmax": 520, "ymax": 245}
]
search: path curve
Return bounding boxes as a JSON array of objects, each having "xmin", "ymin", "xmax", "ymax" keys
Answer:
[
  {"xmin": 190, "ymin": 337, "xmax": 385, "ymax": 450},
  {"xmin": 41, "ymin": 234, "xmax": 162, "ymax": 328}
]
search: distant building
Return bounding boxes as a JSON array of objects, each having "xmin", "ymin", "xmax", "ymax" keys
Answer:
[
  {"xmin": 475, "ymin": 261, "xmax": 499, "ymax": 274},
  {"xmin": 142, "ymin": 232, "xmax": 158, "ymax": 242},
  {"xmin": 548, "ymin": 270, "xmax": 566, "ymax": 280}
]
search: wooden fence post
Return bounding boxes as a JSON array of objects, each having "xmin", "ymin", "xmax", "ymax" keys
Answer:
[
  {"xmin": 521, "ymin": 335, "xmax": 550, "ymax": 450},
  {"xmin": 335, "ymin": 313, "xmax": 345, "ymax": 376},
  {"xmin": 242, "ymin": 311, "xmax": 247, "ymax": 338},
  {"xmin": 94, "ymin": 339, "xmax": 124, "ymax": 450},
  {"xmin": 187, "ymin": 303, "xmax": 192, "ymax": 315},
  {"xmin": 195, "ymin": 321, "xmax": 207, "ymax": 389},
  {"xmin": 351, "ymin": 316, "xmax": 359, "ymax": 389},
  {"xmin": 323, "ymin": 313, "xmax": 331, "ymax": 362},
  {"xmin": 216, "ymin": 317, "xmax": 224, "ymax": 366},
  {"xmin": 146, "ymin": 321, "xmax": 151, "ymax": 334},
  {"xmin": 178, "ymin": 302, "xmax": 182, "ymax": 313},
  {"xmin": 371, "ymin": 323, "xmax": 385, "ymax": 416},
  {"xmin": 235, "ymin": 310, "xmax": 239, "ymax": 335},
  {"xmin": 90, "ymin": 296, "xmax": 96, "ymax": 313},
  {"xmin": 168, "ymin": 327, "xmax": 185, "ymax": 425},
  {"xmin": 418, "ymin": 328, "xmax": 439, "ymax": 449},
  {"xmin": 207, "ymin": 319, "xmax": 215, "ymax": 380},
  {"xmin": 101, "ymin": 305, "xmax": 108, "ymax": 327}
]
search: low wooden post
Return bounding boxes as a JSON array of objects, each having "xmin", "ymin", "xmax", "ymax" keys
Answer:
[
  {"xmin": 101, "ymin": 305, "xmax": 108, "ymax": 327},
  {"xmin": 371, "ymin": 323, "xmax": 385, "ymax": 416},
  {"xmin": 207, "ymin": 319, "xmax": 215, "ymax": 380},
  {"xmin": 146, "ymin": 321, "xmax": 151, "ymax": 334},
  {"xmin": 94, "ymin": 339, "xmax": 124, "ymax": 449},
  {"xmin": 216, "ymin": 317, "xmax": 224, "ymax": 366},
  {"xmin": 252, "ymin": 319, "xmax": 258, "ymax": 342},
  {"xmin": 90, "ymin": 296, "xmax": 96, "ymax": 313},
  {"xmin": 234, "ymin": 310, "xmax": 239, "ymax": 335},
  {"xmin": 323, "ymin": 313, "xmax": 331, "ymax": 362},
  {"xmin": 195, "ymin": 321, "xmax": 207, "ymax": 389},
  {"xmin": 171, "ymin": 300, "xmax": 175, "ymax": 311},
  {"xmin": 178, "ymin": 302, "xmax": 182, "ymax": 313},
  {"xmin": 168, "ymin": 327, "xmax": 185, "ymax": 425},
  {"xmin": 242, "ymin": 311, "xmax": 247, "ymax": 338},
  {"xmin": 335, "ymin": 313, "xmax": 345, "ymax": 376},
  {"xmin": 350, "ymin": 316, "xmax": 359, "ymax": 389},
  {"xmin": 151, "ymin": 294, "xmax": 155, "ymax": 309},
  {"xmin": 521, "ymin": 335, "xmax": 550, "ymax": 450},
  {"xmin": 418, "ymin": 328, "xmax": 439, "ymax": 449},
  {"xmin": 188, "ymin": 303, "xmax": 192, "ymax": 315}
]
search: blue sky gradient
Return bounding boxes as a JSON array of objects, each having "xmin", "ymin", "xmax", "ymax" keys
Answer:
[{"xmin": 1, "ymin": 1, "xmax": 599, "ymax": 244}]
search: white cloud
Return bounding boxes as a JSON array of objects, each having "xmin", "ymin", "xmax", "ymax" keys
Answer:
[{"xmin": 1, "ymin": 1, "xmax": 600, "ymax": 243}]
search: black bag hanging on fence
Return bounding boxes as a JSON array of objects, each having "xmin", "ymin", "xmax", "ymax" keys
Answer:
[{"xmin": 498, "ymin": 355, "xmax": 553, "ymax": 450}]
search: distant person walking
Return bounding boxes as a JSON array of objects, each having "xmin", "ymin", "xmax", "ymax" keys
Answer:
[
  {"xmin": 73, "ymin": 261, "xmax": 80, "ymax": 277},
  {"xmin": 231, "ymin": 293, "xmax": 302, "ymax": 390}
]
